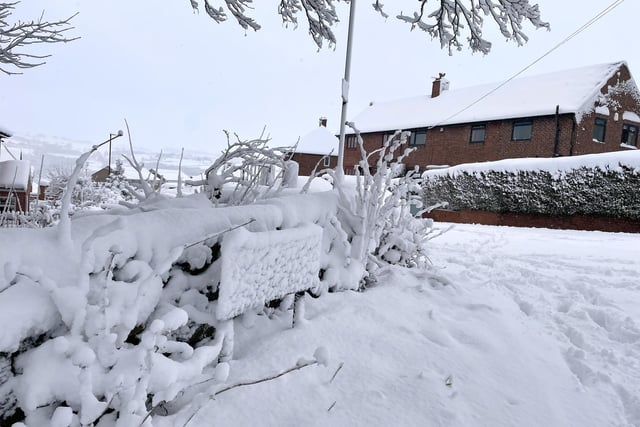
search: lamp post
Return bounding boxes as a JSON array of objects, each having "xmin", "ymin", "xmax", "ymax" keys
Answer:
[
  {"xmin": 107, "ymin": 131, "xmax": 123, "ymax": 175},
  {"xmin": 94, "ymin": 130, "xmax": 124, "ymax": 176},
  {"xmin": 336, "ymin": 0, "xmax": 357, "ymax": 183}
]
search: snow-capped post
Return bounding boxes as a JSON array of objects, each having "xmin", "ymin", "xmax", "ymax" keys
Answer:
[
  {"xmin": 336, "ymin": 0, "xmax": 357, "ymax": 183},
  {"xmin": 218, "ymin": 319, "xmax": 234, "ymax": 363},
  {"xmin": 292, "ymin": 291, "xmax": 306, "ymax": 328}
]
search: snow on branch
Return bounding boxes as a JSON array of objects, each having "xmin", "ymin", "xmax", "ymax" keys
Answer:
[
  {"xmin": 0, "ymin": 2, "xmax": 78, "ymax": 75},
  {"xmin": 187, "ymin": 130, "xmax": 295, "ymax": 205},
  {"xmin": 191, "ymin": 0, "xmax": 547, "ymax": 52},
  {"xmin": 397, "ymin": 0, "xmax": 549, "ymax": 55}
]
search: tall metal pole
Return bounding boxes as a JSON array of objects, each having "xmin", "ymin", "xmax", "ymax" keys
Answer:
[{"xmin": 336, "ymin": 0, "xmax": 357, "ymax": 183}]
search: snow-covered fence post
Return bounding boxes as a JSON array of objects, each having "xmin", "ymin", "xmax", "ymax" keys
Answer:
[
  {"xmin": 292, "ymin": 291, "xmax": 306, "ymax": 328},
  {"xmin": 217, "ymin": 319, "xmax": 234, "ymax": 363}
]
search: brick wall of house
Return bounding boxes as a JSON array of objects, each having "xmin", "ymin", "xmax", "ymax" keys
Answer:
[
  {"xmin": 344, "ymin": 115, "xmax": 577, "ymax": 172},
  {"xmin": 291, "ymin": 153, "xmax": 336, "ymax": 176},
  {"xmin": 0, "ymin": 189, "xmax": 29, "ymax": 213},
  {"xmin": 573, "ymin": 64, "xmax": 640, "ymax": 155}
]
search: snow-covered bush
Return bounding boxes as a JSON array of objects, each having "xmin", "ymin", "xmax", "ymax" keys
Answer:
[
  {"xmin": 336, "ymin": 126, "xmax": 433, "ymax": 286},
  {"xmin": 422, "ymin": 155, "xmax": 640, "ymax": 219},
  {"xmin": 186, "ymin": 133, "xmax": 295, "ymax": 206}
]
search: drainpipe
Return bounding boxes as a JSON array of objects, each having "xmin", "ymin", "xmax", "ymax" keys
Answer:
[
  {"xmin": 553, "ymin": 105, "xmax": 560, "ymax": 157},
  {"xmin": 569, "ymin": 115, "xmax": 577, "ymax": 156}
]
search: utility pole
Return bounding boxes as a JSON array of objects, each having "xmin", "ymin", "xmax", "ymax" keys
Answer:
[{"xmin": 336, "ymin": 0, "xmax": 357, "ymax": 182}]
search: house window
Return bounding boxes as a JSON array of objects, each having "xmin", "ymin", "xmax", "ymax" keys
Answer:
[
  {"xmin": 381, "ymin": 132, "xmax": 395, "ymax": 144},
  {"xmin": 346, "ymin": 135, "xmax": 358, "ymax": 149},
  {"xmin": 409, "ymin": 129, "xmax": 427, "ymax": 146},
  {"xmin": 323, "ymin": 156, "xmax": 331, "ymax": 167},
  {"xmin": 621, "ymin": 123, "xmax": 638, "ymax": 147},
  {"xmin": 512, "ymin": 119, "xmax": 533, "ymax": 141},
  {"xmin": 593, "ymin": 117, "xmax": 607, "ymax": 142},
  {"xmin": 470, "ymin": 124, "xmax": 486, "ymax": 143}
]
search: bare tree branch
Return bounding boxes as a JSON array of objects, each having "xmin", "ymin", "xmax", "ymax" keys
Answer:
[
  {"xmin": 191, "ymin": 0, "xmax": 548, "ymax": 53},
  {"xmin": 0, "ymin": 1, "xmax": 78, "ymax": 75}
]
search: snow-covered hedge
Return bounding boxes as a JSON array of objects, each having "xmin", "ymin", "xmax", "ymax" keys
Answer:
[
  {"xmin": 422, "ymin": 151, "xmax": 640, "ymax": 219},
  {"xmin": 0, "ymin": 191, "xmax": 360, "ymax": 426}
]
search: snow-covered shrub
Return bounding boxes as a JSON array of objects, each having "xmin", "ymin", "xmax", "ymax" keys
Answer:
[
  {"xmin": 186, "ymin": 132, "xmax": 295, "ymax": 206},
  {"xmin": 422, "ymin": 159, "xmax": 640, "ymax": 220},
  {"xmin": 336, "ymin": 126, "xmax": 433, "ymax": 287}
]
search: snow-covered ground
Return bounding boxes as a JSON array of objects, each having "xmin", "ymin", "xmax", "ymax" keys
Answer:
[{"xmin": 181, "ymin": 223, "xmax": 640, "ymax": 427}]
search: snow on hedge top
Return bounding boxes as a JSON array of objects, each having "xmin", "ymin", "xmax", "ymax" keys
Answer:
[
  {"xmin": 0, "ymin": 160, "xmax": 31, "ymax": 190},
  {"xmin": 349, "ymin": 62, "xmax": 625, "ymax": 133},
  {"xmin": 423, "ymin": 150, "xmax": 640, "ymax": 178},
  {"xmin": 295, "ymin": 126, "xmax": 338, "ymax": 156}
]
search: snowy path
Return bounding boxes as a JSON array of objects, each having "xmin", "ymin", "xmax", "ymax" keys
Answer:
[
  {"xmin": 176, "ymin": 224, "xmax": 640, "ymax": 427},
  {"xmin": 429, "ymin": 224, "xmax": 640, "ymax": 426}
]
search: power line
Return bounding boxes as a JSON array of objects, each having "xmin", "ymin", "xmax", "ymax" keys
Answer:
[{"xmin": 429, "ymin": 0, "xmax": 626, "ymax": 129}]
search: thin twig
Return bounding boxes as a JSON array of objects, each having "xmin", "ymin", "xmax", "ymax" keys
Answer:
[
  {"xmin": 183, "ymin": 360, "xmax": 319, "ymax": 427},
  {"xmin": 329, "ymin": 362, "xmax": 344, "ymax": 384}
]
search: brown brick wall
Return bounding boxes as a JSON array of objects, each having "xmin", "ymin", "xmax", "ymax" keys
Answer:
[
  {"xmin": 0, "ymin": 189, "xmax": 29, "ymax": 213},
  {"xmin": 573, "ymin": 64, "xmax": 640, "ymax": 155},
  {"xmin": 291, "ymin": 153, "xmax": 336, "ymax": 176},
  {"xmin": 425, "ymin": 209, "xmax": 640, "ymax": 234}
]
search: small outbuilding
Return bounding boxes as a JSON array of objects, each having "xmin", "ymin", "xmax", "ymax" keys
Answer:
[
  {"xmin": 0, "ymin": 160, "xmax": 32, "ymax": 213},
  {"xmin": 291, "ymin": 117, "xmax": 338, "ymax": 176}
]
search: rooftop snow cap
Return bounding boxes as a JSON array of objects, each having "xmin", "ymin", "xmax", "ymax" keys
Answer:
[
  {"xmin": 431, "ymin": 72, "xmax": 450, "ymax": 98},
  {"xmin": 319, "ymin": 117, "xmax": 328, "ymax": 127}
]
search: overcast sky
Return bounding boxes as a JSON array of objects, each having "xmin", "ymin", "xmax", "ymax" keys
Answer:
[{"xmin": 0, "ymin": 0, "xmax": 637, "ymax": 155}]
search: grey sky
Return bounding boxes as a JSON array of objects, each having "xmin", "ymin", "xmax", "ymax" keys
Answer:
[{"xmin": 0, "ymin": 1, "xmax": 637, "ymax": 155}]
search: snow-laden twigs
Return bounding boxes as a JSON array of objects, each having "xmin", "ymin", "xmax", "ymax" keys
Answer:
[
  {"xmin": 192, "ymin": 0, "xmax": 547, "ymax": 52},
  {"xmin": 0, "ymin": 2, "xmax": 78, "ymax": 74},
  {"xmin": 182, "ymin": 348, "xmax": 329, "ymax": 427},
  {"xmin": 121, "ymin": 119, "xmax": 155, "ymax": 199},
  {"xmin": 187, "ymin": 132, "xmax": 294, "ymax": 205},
  {"xmin": 335, "ymin": 124, "xmax": 433, "ymax": 284}
]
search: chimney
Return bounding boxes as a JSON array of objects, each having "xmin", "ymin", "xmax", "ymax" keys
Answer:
[
  {"xmin": 319, "ymin": 117, "xmax": 328, "ymax": 127},
  {"xmin": 431, "ymin": 72, "xmax": 449, "ymax": 98}
]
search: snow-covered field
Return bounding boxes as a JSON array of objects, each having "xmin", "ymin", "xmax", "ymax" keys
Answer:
[{"xmin": 183, "ymin": 223, "xmax": 640, "ymax": 427}]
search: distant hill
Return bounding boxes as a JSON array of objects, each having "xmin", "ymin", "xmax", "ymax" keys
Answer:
[{"xmin": 1, "ymin": 134, "xmax": 215, "ymax": 182}]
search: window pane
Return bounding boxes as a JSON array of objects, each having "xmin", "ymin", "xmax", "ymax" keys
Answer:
[
  {"xmin": 594, "ymin": 118, "xmax": 606, "ymax": 142},
  {"xmin": 622, "ymin": 124, "xmax": 638, "ymax": 146},
  {"xmin": 512, "ymin": 120, "xmax": 532, "ymax": 141},
  {"xmin": 411, "ymin": 131, "xmax": 426, "ymax": 146},
  {"xmin": 471, "ymin": 125, "xmax": 486, "ymax": 143}
]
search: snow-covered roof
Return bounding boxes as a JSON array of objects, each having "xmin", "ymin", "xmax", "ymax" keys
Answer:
[
  {"xmin": 349, "ymin": 62, "xmax": 626, "ymax": 133},
  {"xmin": 0, "ymin": 160, "xmax": 31, "ymax": 190},
  {"xmin": 295, "ymin": 126, "xmax": 338, "ymax": 156}
]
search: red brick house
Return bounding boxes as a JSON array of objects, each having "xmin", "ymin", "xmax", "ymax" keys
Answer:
[
  {"xmin": 0, "ymin": 160, "xmax": 32, "ymax": 213},
  {"xmin": 344, "ymin": 62, "xmax": 640, "ymax": 173},
  {"xmin": 291, "ymin": 117, "xmax": 338, "ymax": 176}
]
